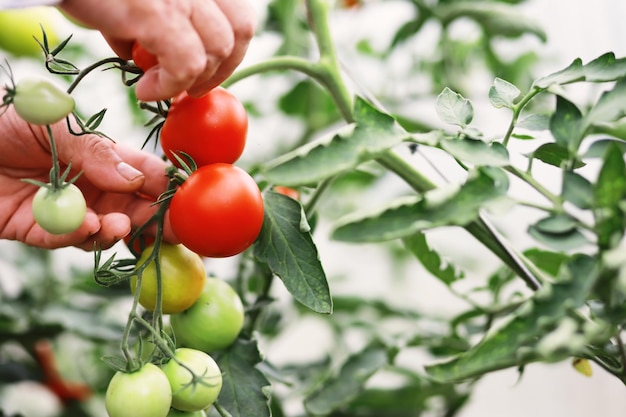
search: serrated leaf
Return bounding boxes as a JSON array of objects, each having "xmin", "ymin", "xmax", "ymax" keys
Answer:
[
  {"xmin": 439, "ymin": 2, "xmax": 546, "ymax": 42},
  {"xmin": 403, "ymin": 232, "xmax": 464, "ymax": 285},
  {"xmin": 562, "ymin": 171, "xmax": 594, "ymax": 210},
  {"xmin": 440, "ymin": 138, "xmax": 509, "ymax": 166},
  {"xmin": 436, "ymin": 87, "xmax": 473, "ymax": 127},
  {"xmin": 263, "ymin": 97, "xmax": 409, "ymax": 187},
  {"xmin": 254, "ymin": 191, "xmax": 332, "ymax": 314},
  {"xmin": 425, "ymin": 255, "xmax": 598, "ymax": 383},
  {"xmin": 534, "ymin": 53, "xmax": 626, "ymax": 90},
  {"xmin": 332, "ymin": 169, "xmax": 507, "ymax": 243},
  {"xmin": 215, "ymin": 339, "xmax": 271, "ymax": 417},
  {"xmin": 304, "ymin": 343, "xmax": 388, "ymax": 416},
  {"xmin": 489, "ymin": 77, "xmax": 521, "ymax": 108}
]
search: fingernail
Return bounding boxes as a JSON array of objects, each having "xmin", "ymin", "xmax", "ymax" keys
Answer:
[{"xmin": 117, "ymin": 162, "xmax": 143, "ymax": 182}]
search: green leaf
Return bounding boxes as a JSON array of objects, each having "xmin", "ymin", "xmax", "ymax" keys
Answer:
[
  {"xmin": 489, "ymin": 77, "xmax": 520, "ymax": 109},
  {"xmin": 531, "ymin": 143, "xmax": 584, "ymax": 169},
  {"xmin": 332, "ymin": 169, "xmax": 508, "ymax": 243},
  {"xmin": 254, "ymin": 191, "xmax": 332, "ymax": 314},
  {"xmin": 215, "ymin": 339, "xmax": 271, "ymax": 417},
  {"xmin": 278, "ymin": 79, "xmax": 340, "ymax": 127},
  {"xmin": 440, "ymin": 138, "xmax": 509, "ymax": 166},
  {"xmin": 562, "ymin": 171, "xmax": 594, "ymax": 210},
  {"xmin": 425, "ymin": 255, "xmax": 598, "ymax": 383},
  {"xmin": 516, "ymin": 114, "xmax": 550, "ymax": 131},
  {"xmin": 549, "ymin": 95, "xmax": 583, "ymax": 150},
  {"xmin": 534, "ymin": 53, "xmax": 626, "ymax": 90},
  {"xmin": 403, "ymin": 232, "xmax": 465, "ymax": 285},
  {"xmin": 436, "ymin": 87, "xmax": 473, "ymax": 128},
  {"xmin": 528, "ymin": 223, "xmax": 589, "ymax": 252},
  {"xmin": 304, "ymin": 343, "xmax": 389, "ymax": 416},
  {"xmin": 533, "ymin": 214, "xmax": 577, "ymax": 234},
  {"xmin": 263, "ymin": 97, "xmax": 409, "ymax": 187},
  {"xmin": 584, "ymin": 138, "xmax": 626, "ymax": 158},
  {"xmin": 584, "ymin": 78, "xmax": 626, "ymax": 131},
  {"xmin": 523, "ymin": 248, "xmax": 570, "ymax": 278},
  {"xmin": 438, "ymin": 2, "xmax": 546, "ymax": 42},
  {"xmin": 593, "ymin": 143, "xmax": 626, "ymax": 249}
]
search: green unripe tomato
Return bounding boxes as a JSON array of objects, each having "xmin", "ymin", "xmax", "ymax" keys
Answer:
[
  {"xmin": 0, "ymin": 7, "xmax": 60, "ymax": 57},
  {"xmin": 105, "ymin": 363, "xmax": 172, "ymax": 417},
  {"xmin": 32, "ymin": 184, "xmax": 86, "ymax": 235},
  {"xmin": 161, "ymin": 348, "xmax": 222, "ymax": 412},
  {"xmin": 13, "ymin": 78, "xmax": 75, "ymax": 125},
  {"xmin": 170, "ymin": 277, "xmax": 244, "ymax": 352}
]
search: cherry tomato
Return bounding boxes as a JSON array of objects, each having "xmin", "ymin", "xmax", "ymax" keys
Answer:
[
  {"xmin": 105, "ymin": 363, "xmax": 172, "ymax": 417},
  {"xmin": 130, "ymin": 243, "xmax": 206, "ymax": 314},
  {"xmin": 170, "ymin": 277, "xmax": 245, "ymax": 352},
  {"xmin": 0, "ymin": 7, "xmax": 60, "ymax": 57},
  {"xmin": 32, "ymin": 184, "xmax": 86, "ymax": 235},
  {"xmin": 168, "ymin": 164, "xmax": 264, "ymax": 258},
  {"xmin": 274, "ymin": 185, "xmax": 300, "ymax": 200},
  {"xmin": 161, "ymin": 348, "xmax": 222, "ymax": 412},
  {"xmin": 13, "ymin": 78, "xmax": 75, "ymax": 125},
  {"xmin": 160, "ymin": 88, "xmax": 248, "ymax": 168},
  {"xmin": 132, "ymin": 42, "xmax": 158, "ymax": 72}
]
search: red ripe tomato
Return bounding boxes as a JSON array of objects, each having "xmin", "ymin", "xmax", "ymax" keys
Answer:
[
  {"xmin": 160, "ymin": 88, "xmax": 248, "ymax": 168},
  {"xmin": 132, "ymin": 42, "xmax": 158, "ymax": 72},
  {"xmin": 168, "ymin": 163, "xmax": 264, "ymax": 258}
]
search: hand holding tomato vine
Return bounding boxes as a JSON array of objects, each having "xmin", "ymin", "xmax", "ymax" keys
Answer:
[
  {"xmin": 0, "ymin": 104, "xmax": 177, "ymax": 250},
  {"xmin": 58, "ymin": 0, "xmax": 257, "ymax": 101}
]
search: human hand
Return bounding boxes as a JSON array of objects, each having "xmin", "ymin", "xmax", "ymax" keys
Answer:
[
  {"xmin": 0, "ymin": 106, "xmax": 178, "ymax": 250},
  {"xmin": 58, "ymin": 0, "xmax": 257, "ymax": 102}
]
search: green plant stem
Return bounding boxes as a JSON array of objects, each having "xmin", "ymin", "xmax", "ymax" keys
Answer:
[
  {"xmin": 505, "ymin": 165, "xmax": 563, "ymax": 208},
  {"xmin": 45, "ymin": 125, "xmax": 61, "ymax": 188},
  {"xmin": 67, "ymin": 57, "xmax": 128, "ymax": 94},
  {"xmin": 502, "ymin": 89, "xmax": 542, "ymax": 146}
]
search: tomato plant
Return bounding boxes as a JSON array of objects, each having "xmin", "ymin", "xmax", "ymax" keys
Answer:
[
  {"xmin": 31, "ymin": 183, "xmax": 86, "ymax": 235},
  {"xmin": 105, "ymin": 363, "xmax": 172, "ymax": 417},
  {"xmin": 130, "ymin": 243, "xmax": 206, "ymax": 314},
  {"xmin": 170, "ymin": 277, "xmax": 245, "ymax": 353},
  {"xmin": 132, "ymin": 42, "xmax": 158, "ymax": 72},
  {"xmin": 8, "ymin": 77, "xmax": 75, "ymax": 125},
  {"xmin": 161, "ymin": 348, "xmax": 222, "ymax": 412},
  {"xmin": 160, "ymin": 87, "xmax": 248, "ymax": 168},
  {"xmin": 168, "ymin": 163, "xmax": 264, "ymax": 258}
]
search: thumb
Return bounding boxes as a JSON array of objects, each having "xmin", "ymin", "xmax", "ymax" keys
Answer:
[{"xmin": 53, "ymin": 130, "xmax": 145, "ymax": 192}]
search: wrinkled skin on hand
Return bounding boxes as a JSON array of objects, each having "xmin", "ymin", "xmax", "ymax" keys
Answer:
[
  {"xmin": 59, "ymin": 0, "xmax": 257, "ymax": 101},
  {"xmin": 0, "ymin": 105, "xmax": 177, "ymax": 250}
]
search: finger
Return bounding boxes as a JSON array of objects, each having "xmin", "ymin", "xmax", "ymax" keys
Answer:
[
  {"xmin": 23, "ymin": 210, "xmax": 102, "ymax": 250},
  {"xmin": 73, "ymin": 212, "xmax": 132, "ymax": 251},
  {"xmin": 188, "ymin": 0, "xmax": 257, "ymax": 96},
  {"xmin": 49, "ymin": 127, "xmax": 147, "ymax": 194},
  {"xmin": 112, "ymin": 143, "xmax": 170, "ymax": 199}
]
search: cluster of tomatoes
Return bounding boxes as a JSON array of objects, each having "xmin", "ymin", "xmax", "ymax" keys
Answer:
[
  {"xmin": 101, "ymin": 46, "xmax": 261, "ymax": 417},
  {"xmin": 108, "ymin": 246, "xmax": 245, "ymax": 417}
]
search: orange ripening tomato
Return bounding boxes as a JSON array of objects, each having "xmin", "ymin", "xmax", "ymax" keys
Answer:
[
  {"xmin": 160, "ymin": 88, "xmax": 248, "ymax": 168},
  {"xmin": 274, "ymin": 186, "xmax": 300, "ymax": 200}
]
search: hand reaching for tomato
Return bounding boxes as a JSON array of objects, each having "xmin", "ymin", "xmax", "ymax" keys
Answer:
[
  {"xmin": 58, "ymin": 0, "xmax": 257, "ymax": 101},
  {"xmin": 0, "ymin": 105, "xmax": 178, "ymax": 250}
]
